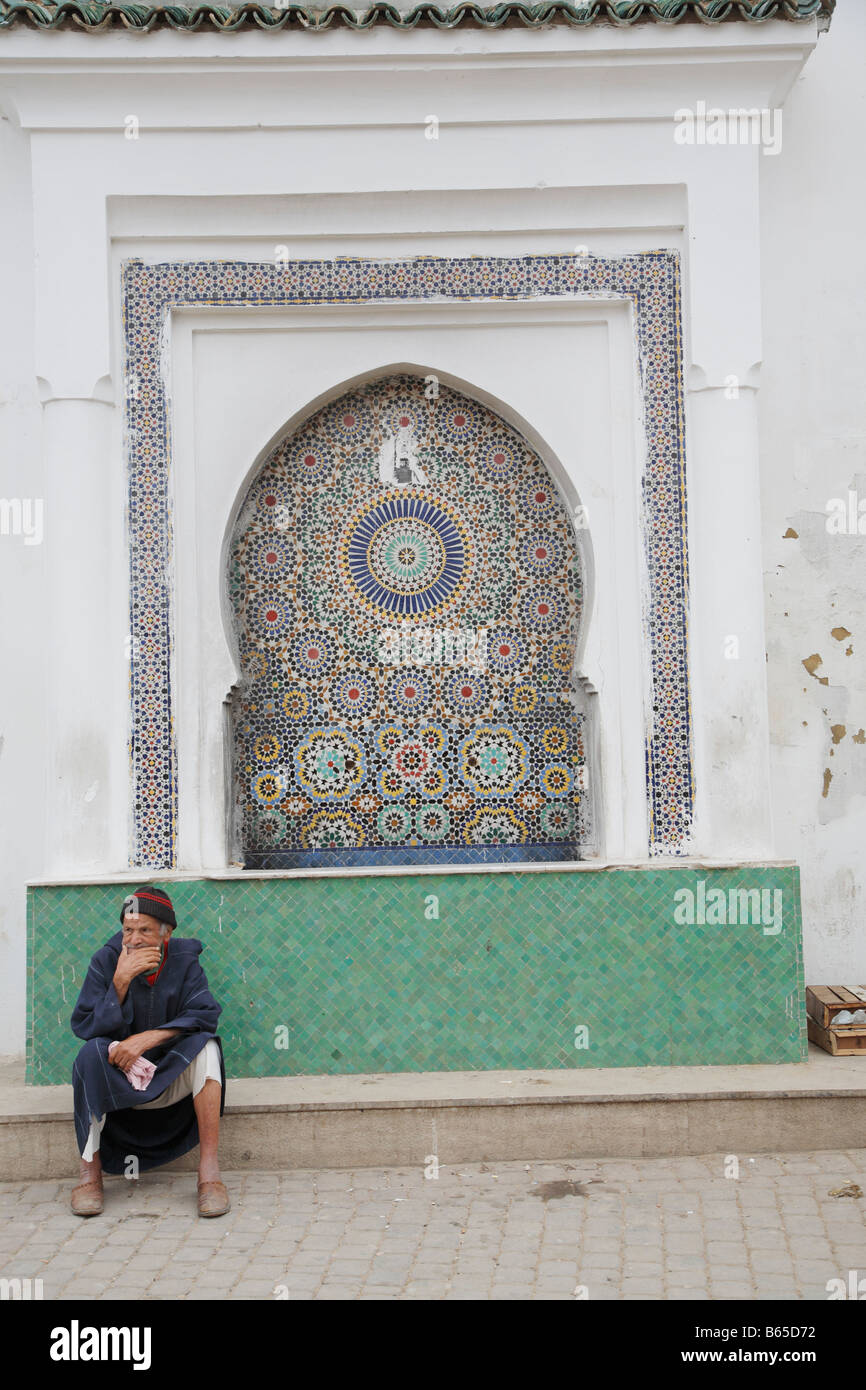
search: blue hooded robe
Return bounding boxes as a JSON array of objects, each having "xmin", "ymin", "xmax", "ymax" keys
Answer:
[{"xmin": 71, "ymin": 931, "xmax": 226, "ymax": 1175}]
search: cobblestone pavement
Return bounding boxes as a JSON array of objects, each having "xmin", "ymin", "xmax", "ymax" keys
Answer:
[{"xmin": 2, "ymin": 1149, "xmax": 866, "ymax": 1301}]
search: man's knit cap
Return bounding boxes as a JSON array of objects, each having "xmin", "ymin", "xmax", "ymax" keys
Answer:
[{"xmin": 120, "ymin": 885, "xmax": 177, "ymax": 929}]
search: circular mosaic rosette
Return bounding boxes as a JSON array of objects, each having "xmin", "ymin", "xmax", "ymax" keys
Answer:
[
  {"xmin": 386, "ymin": 670, "xmax": 432, "ymax": 719},
  {"xmin": 281, "ymin": 688, "xmax": 311, "ymax": 722},
  {"xmin": 240, "ymin": 650, "xmax": 269, "ymax": 684},
  {"xmin": 328, "ymin": 671, "xmax": 379, "ymax": 721},
  {"xmin": 251, "ymin": 767, "xmax": 289, "ymax": 806},
  {"xmin": 339, "ymin": 494, "xmax": 472, "ymax": 620},
  {"xmin": 520, "ymin": 532, "xmax": 564, "ymax": 576},
  {"xmin": 458, "ymin": 726, "xmax": 529, "ymax": 798},
  {"xmin": 253, "ymin": 733, "xmax": 281, "ymax": 763},
  {"xmin": 509, "ymin": 683, "xmax": 539, "ymax": 716},
  {"xmin": 254, "ymin": 479, "xmax": 293, "ymax": 523},
  {"xmin": 383, "ymin": 398, "xmax": 429, "ymax": 438},
  {"xmin": 521, "ymin": 481, "xmax": 559, "ymax": 520},
  {"xmin": 550, "ymin": 639, "xmax": 575, "ymax": 675},
  {"xmin": 247, "ymin": 597, "xmax": 293, "ymax": 643},
  {"xmin": 540, "ymin": 763, "xmax": 572, "ymax": 798},
  {"xmin": 294, "ymin": 728, "xmax": 365, "ymax": 799},
  {"xmin": 283, "ymin": 442, "xmax": 332, "ymax": 488},
  {"xmin": 541, "ymin": 725, "xmax": 570, "ymax": 756},
  {"xmin": 252, "ymin": 807, "xmax": 288, "ymax": 846},
  {"xmin": 463, "ymin": 807, "xmax": 528, "ymax": 846},
  {"xmin": 443, "ymin": 668, "xmax": 493, "ymax": 719},
  {"xmin": 317, "ymin": 398, "xmax": 373, "ymax": 445},
  {"xmin": 478, "ymin": 436, "xmax": 523, "ymax": 481},
  {"xmin": 416, "ymin": 725, "xmax": 447, "ymax": 755},
  {"xmin": 393, "ymin": 737, "xmax": 435, "ymax": 785},
  {"xmin": 288, "ymin": 628, "xmax": 342, "ymax": 682},
  {"xmin": 486, "ymin": 628, "xmax": 531, "ymax": 680},
  {"xmin": 414, "ymin": 803, "xmax": 450, "ymax": 842},
  {"xmin": 377, "ymin": 804, "xmax": 411, "ymax": 843},
  {"xmin": 434, "ymin": 399, "xmax": 485, "ymax": 446},
  {"xmin": 523, "ymin": 589, "xmax": 564, "ymax": 633},
  {"xmin": 238, "ymin": 534, "xmax": 296, "ymax": 583},
  {"xmin": 375, "ymin": 725, "xmax": 406, "ymax": 757},
  {"xmin": 301, "ymin": 810, "xmax": 365, "ymax": 850},
  {"xmin": 541, "ymin": 803, "xmax": 574, "ymax": 839}
]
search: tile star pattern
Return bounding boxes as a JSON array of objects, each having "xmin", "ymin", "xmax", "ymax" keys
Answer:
[
  {"xmin": 228, "ymin": 374, "xmax": 588, "ymax": 868},
  {"xmin": 121, "ymin": 253, "xmax": 693, "ymax": 867}
]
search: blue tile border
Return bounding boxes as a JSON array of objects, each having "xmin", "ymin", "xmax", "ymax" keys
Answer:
[{"xmin": 122, "ymin": 252, "xmax": 693, "ymax": 867}]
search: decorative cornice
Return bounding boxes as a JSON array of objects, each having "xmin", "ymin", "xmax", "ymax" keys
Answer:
[{"xmin": 0, "ymin": 0, "xmax": 836, "ymax": 36}]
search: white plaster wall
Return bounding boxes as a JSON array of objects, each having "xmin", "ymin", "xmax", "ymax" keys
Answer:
[
  {"xmin": 0, "ymin": 17, "xmax": 839, "ymax": 1051},
  {"xmin": 0, "ymin": 110, "xmax": 43, "ymax": 1056},
  {"xmin": 758, "ymin": 1, "xmax": 866, "ymax": 982}
]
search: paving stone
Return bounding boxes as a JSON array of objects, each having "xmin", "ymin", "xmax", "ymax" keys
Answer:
[
  {"xmin": 793, "ymin": 1258, "xmax": 845, "ymax": 1281},
  {"xmin": 664, "ymin": 1251, "xmax": 707, "ymax": 1270},
  {"xmin": 705, "ymin": 1241, "xmax": 749, "ymax": 1262},
  {"xmin": 623, "ymin": 1260, "xmax": 664, "ymax": 1277},
  {"xmin": 750, "ymin": 1250, "xmax": 795, "ymax": 1274},
  {"xmin": 6, "ymin": 1150, "xmax": 866, "ymax": 1301},
  {"xmin": 666, "ymin": 1268, "xmax": 709, "ymax": 1288},
  {"xmin": 621, "ymin": 1277, "xmax": 664, "ymax": 1296},
  {"xmin": 664, "ymin": 1234, "xmax": 705, "ymax": 1254}
]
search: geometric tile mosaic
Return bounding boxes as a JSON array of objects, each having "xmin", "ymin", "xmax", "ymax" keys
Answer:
[
  {"xmin": 228, "ymin": 372, "xmax": 590, "ymax": 869},
  {"xmin": 122, "ymin": 252, "xmax": 693, "ymax": 868},
  {"xmin": 28, "ymin": 866, "xmax": 806, "ymax": 1084}
]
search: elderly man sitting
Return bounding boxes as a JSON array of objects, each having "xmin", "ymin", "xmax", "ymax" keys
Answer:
[{"xmin": 69, "ymin": 886, "xmax": 229, "ymax": 1218}]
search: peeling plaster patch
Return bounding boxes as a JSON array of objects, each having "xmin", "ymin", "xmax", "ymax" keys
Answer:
[
  {"xmin": 783, "ymin": 528, "xmax": 799, "ymax": 539},
  {"xmin": 83, "ymin": 781, "xmax": 99, "ymax": 804},
  {"xmin": 771, "ymin": 484, "xmax": 866, "ymax": 833},
  {"xmin": 784, "ymin": 489, "xmax": 866, "ymax": 570},
  {"xmin": 803, "ymin": 654, "xmax": 829, "ymax": 686}
]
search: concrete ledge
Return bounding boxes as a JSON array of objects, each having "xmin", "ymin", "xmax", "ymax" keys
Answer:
[{"xmin": 2, "ymin": 1047, "xmax": 864, "ymax": 1180}]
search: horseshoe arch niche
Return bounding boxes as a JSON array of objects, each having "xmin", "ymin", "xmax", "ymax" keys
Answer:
[{"xmin": 225, "ymin": 371, "xmax": 598, "ymax": 869}]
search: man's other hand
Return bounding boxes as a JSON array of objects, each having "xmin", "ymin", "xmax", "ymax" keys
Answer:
[{"xmin": 109, "ymin": 1034, "xmax": 153, "ymax": 1071}]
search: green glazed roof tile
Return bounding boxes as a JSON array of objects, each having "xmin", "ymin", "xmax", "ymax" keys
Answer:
[{"xmin": 0, "ymin": 0, "xmax": 836, "ymax": 34}]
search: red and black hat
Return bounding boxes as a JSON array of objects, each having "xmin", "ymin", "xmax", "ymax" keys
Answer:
[{"xmin": 120, "ymin": 885, "xmax": 177, "ymax": 929}]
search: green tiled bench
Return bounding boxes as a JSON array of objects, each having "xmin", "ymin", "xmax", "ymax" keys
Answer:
[{"xmin": 27, "ymin": 865, "xmax": 807, "ymax": 1083}]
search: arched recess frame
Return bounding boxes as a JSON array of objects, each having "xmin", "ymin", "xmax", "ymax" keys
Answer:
[
  {"xmin": 222, "ymin": 365, "xmax": 600, "ymax": 868},
  {"xmin": 122, "ymin": 252, "xmax": 692, "ymax": 869}
]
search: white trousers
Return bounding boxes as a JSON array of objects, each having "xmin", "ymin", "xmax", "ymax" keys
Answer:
[{"xmin": 82, "ymin": 1039, "xmax": 222, "ymax": 1161}]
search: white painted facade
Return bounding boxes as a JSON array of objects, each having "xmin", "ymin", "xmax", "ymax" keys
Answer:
[{"xmin": 0, "ymin": 7, "xmax": 862, "ymax": 1052}]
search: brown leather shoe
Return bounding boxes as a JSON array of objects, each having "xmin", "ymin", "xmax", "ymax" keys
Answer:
[
  {"xmin": 197, "ymin": 1180, "xmax": 230, "ymax": 1217},
  {"xmin": 70, "ymin": 1181, "xmax": 104, "ymax": 1216}
]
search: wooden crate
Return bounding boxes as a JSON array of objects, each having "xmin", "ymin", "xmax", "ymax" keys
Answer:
[{"xmin": 806, "ymin": 986, "xmax": 866, "ymax": 1055}]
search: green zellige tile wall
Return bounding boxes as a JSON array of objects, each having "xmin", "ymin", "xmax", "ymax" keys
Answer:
[{"xmin": 27, "ymin": 866, "xmax": 806, "ymax": 1084}]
